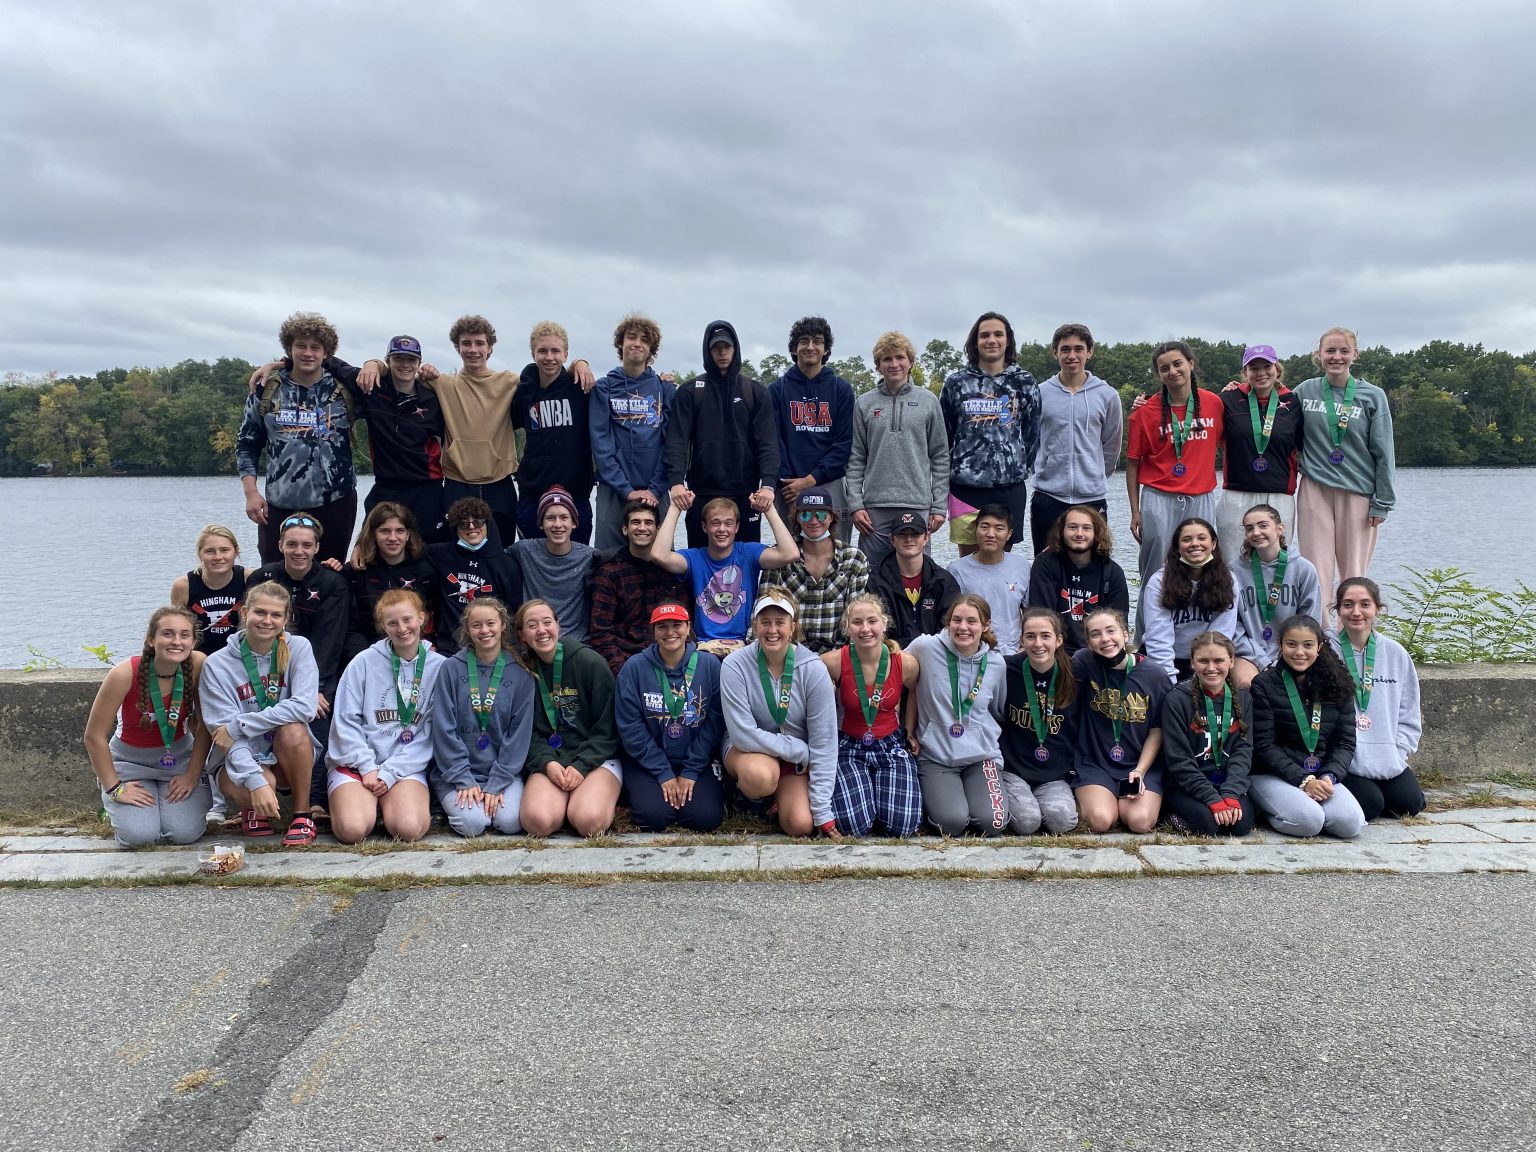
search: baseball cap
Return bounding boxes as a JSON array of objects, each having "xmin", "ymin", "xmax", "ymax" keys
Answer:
[
  {"xmin": 795, "ymin": 485, "xmax": 832, "ymax": 511},
  {"xmin": 709, "ymin": 329, "xmax": 735, "ymax": 349},
  {"xmin": 751, "ymin": 588, "xmax": 797, "ymax": 620},
  {"xmin": 649, "ymin": 603, "xmax": 691, "ymax": 625},
  {"xmin": 387, "ymin": 335, "xmax": 422, "ymax": 359},
  {"xmin": 1241, "ymin": 344, "xmax": 1278, "ymax": 368},
  {"xmin": 890, "ymin": 509, "xmax": 927, "ymax": 535}
]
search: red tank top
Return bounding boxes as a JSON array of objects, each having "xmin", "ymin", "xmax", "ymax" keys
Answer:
[
  {"xmin": 117, "ymin": 656, "xmax": 193, "ymax": 748},
  {"xmin": 837, "ymin": 646, "xmax": 903, "ymax": 739}
]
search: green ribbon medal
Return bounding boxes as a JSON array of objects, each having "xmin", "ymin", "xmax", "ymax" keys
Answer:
[
  {"xmin": 1341, "ymin": 631, "xmax": 1376, "ymax": 725},
  {"xmin": 852, "ymin": 645, "xmax": 890, "ymax": 745},
  {"xmin": 1026, "ymin": 665, "xmax": 1057, "ymax": 762},
  {"xmin": 1108, "ymin": 653, "xmax": 1136, "ymax": 760},
  {"xmin": 1202, "ymin": 685, "xmax": 1233, "ymax": 769},
  {"xmin": 150, "ymin": 665, "xmax": 184, "ymax": 768},
  {"xmin": 946, "ymin": 648, "xmax": 989, "ymax": 737},
  {"xmin": 391, "ymin": 644, "xmax": 428, "ymax": 743},
  {"xmin": 1168, "ymin": 399, "xmax": 1195, "ymax": 475},
  {"xmin": 467, "ymin": 651, "xmax": 507, "ymax": 749},
  {"xmin": 1282, "ymin": 668, "xmax": 1323, "ymax": 771},
  {"xmin": 240, "ymin": 637, "xmax": 277, "ymax": 709},
  {"xmin": 757, "ymin": 645, "xmax": 796, "ymax": 729},
  {"xmin": 655, "ymin": 650, "xmax": 699, "ymax": 738},
  {"xmin": 535, "ymin": 641, "xmax": 566, "ymax": 748},
  {"xmin": 1323, "ymin": 376, "xmax": 1359, "ymax": 461},
  {"xmin": 1249, "ymin": 549, "xmax": 1290, "ymax": 640}
]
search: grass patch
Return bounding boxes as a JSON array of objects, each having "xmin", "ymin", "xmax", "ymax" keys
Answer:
[
  {"xmin": 173, "ymin": 1068, "xmax": 220, "ymax": 1094},
  {"xmin": 1424, "ymin": 785, "xmax": 1517, "ymax": 813},
  {"xmin": 0, "ymin": 806, "xmax": 111, "ymax": 836}
]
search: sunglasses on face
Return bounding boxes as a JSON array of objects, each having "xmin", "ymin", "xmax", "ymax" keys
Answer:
[
  {"xmin": 798, "ymin": 510, "xmax": 831, "ymax": 522},
  {"xmin": 459, "ymin": 518, "xmax": 487, "ymax": 529}
]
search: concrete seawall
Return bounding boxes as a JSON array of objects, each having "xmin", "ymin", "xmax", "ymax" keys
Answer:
[{"xmin": 3, "ymin": 665, "xmax": 1533, "ymax": 811}]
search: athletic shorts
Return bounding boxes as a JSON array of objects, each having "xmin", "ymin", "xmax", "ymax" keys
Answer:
[
  {"xmin": 1071, "ymin": 762, "xmax": 1165, "ymax": 797},
  {"xmin": 326, "ymin": 766, "xmax": 429, "ymax": 795}
]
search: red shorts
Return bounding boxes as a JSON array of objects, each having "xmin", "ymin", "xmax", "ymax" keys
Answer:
[{"xmin": 779, "ymin": 759, "xmax": 806, "ymax": 778}]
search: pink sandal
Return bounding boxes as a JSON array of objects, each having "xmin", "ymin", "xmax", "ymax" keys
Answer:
[
  {"xmin": 241, "ymin": 809, "xmax": 275, "ymax": 837},
  {"xmin": 283, "ymin": 815, "xmax": 318, "ymax": 847}
]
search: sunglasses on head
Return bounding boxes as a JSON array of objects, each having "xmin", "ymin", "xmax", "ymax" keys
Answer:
[
  {"xmin": 280, "ymin": 515, "xmax": 319, "ymax": 530},
  {"xmin": 797, "ymin": 510, "xmax": 831, "ymax": 522}
]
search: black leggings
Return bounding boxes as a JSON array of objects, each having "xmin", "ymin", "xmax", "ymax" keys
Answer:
[
  {"xmin": 1163, "ymin": 787, "xmax": 1256, "ymax": 837},
  {"xmin": 1342, "ymin": 768, "xmax": 1426, "ymax": 821}
]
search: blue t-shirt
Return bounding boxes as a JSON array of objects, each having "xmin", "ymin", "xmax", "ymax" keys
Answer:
[{"xmin": 683, "ymin": 542, "xmax": 767, "ymax": 641}]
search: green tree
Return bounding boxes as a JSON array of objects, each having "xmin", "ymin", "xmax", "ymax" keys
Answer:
[
  {"xmin": 759, "ymin": 353, "xmax": 791, "ymax": 382},
  {"xmin": 8, "ymin": 381, "xmax": 112, "ymax": 473},
  {"xmin": 919, "ymin": 338, "xmax": 964, "ymax": 386}
]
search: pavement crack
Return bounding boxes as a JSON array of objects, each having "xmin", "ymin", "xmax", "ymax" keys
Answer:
[{"xmin": 113, "ymin": 890, "xmax": 407, "ymax": 1152}]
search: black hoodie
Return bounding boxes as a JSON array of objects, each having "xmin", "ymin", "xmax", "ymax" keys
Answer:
[{"xmin": 663, "ymin": 320, "xmax": 779, "ymax": 495}]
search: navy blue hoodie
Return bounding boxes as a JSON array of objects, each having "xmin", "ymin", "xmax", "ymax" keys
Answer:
[
  {"xmin": 614, "ymin": 642, "xmax": 724, "ymax": 782},
  {"xmin": 770, "ymin": 364, "xmax": 856, "ymax": 486}
]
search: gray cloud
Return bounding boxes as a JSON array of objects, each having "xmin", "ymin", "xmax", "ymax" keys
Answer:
[{"xmin": 4, "ymin": 0, "xmax": 1534, "ymax": 381}]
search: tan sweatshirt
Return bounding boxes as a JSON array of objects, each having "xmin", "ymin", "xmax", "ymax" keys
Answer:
[{"xmin": 429, "ymin": 370, "xmax": 520, "ymax": 484}]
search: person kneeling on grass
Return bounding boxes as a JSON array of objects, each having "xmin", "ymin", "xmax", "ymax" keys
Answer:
[
  {"xmin": 720, "ymin": 587, "xmax": 839, "ymax": 837},
  {"xmin": 998, "ymin": 607, "xmax": 1082, "ymax": 835},
  {"xmin": 1248, "ymin": 614, "xmax": 1365, "ymax": 839},
  {"xmin": 616, "ymin": 603, "xmax": 727, "ymax": 833},
  {"xmin": 1331, "ymin": 578, "xmax": 1426, "ymax": 821},
  {"xmin": 1070, "ymin": 607, "xmax": 1169, "ymax": 834},
  {"xmin": 84, "ymin": 606, "xmax": 213, "ymax": 849},
  {"xmin": 517, "ymin": 599, "xmax": 624, "ymax": 837},
  {"xmin": 200, "ymin": 582, "xmax": 321, "ymax": 847},
  {"xmin": 1160, "ymin": 632, "xmax": 1256, "ymax": 837},
  {"xmin": 819, "ymin": 593, "xmax": 922, "ymax": 838},
  {"xmin": 326, "ymin": 590, "xmax": 446, "ymax": 845},
  {"xmin": 429, "ymin": 598, "xmax": 534, "ymax": 838}
]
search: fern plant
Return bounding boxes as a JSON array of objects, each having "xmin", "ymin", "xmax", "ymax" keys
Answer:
[{"xmin": 1381, "ymin": 567, "xmax": 1536, "ymax": 663}]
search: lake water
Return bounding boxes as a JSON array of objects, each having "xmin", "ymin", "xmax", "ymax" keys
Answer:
[{"xmin": 2, "ymin": 468, "xmax": 1531, "ymax": 668}]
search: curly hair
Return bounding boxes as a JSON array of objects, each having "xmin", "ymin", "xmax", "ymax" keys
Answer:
[
  {"xmin": 449, "ymin": 315, "xmax": 497, "ymax": 350},
  {"xmin": 1275, "ymin": 615, "xmax": 1355, "ymax": 705},
  {"xmin": 278, "ymin": 312, "xmax": 339, "ymax": 358},
  {"xmin": 963, "ymin": 312, "xmax": 1017, "ymax": 368},
  {"xmin": 445, "ymin": 497, "xmax": 492, "ymax": 528},
  {"xmin": 1159, "ymin": 518, "xmax": 1234, "ymax": 615},
  {"xmin": 613, "ymin": 313, "xmax": 661, "ymax": 362},
  {"xmin": 871, "ymin": 331, "xmax": 916, "ymax": 367},
  {"xmin": 1018, "ymin": 605, "xmax": 1076, "ymax": 710},
  {"xmin": 1044, "ymin": 505, "xmax": 1114, "ymax": 560},
  {"xmin": 136, "ymin": 606, "xmax": 202, "ymax": 723},
  {"xmin": 455, "ymin": 596, "xmax": 519, "ymax": 654},
  {"xmin": 788, "ymin": 316, "xmax": 834, "ymax": 363},
  {"xmin": 355, "ymin": 501, "xmax": 425, "ymax": 567},
  {"xmin": 528, "ymin": 321, "xmax": 569, "ymax": 353}
]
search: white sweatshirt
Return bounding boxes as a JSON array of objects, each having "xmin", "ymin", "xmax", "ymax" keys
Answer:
[
  {"xmin": 326, "ymin": 638, "xmax": 447, "ymax": 788},
  {"xmin": 199, "ymin": 630, "xmax": 319, "ymax": 791},
  {"xmin": 1330, "ymin": 630, "xmax": 1422, "ymax": 780}
]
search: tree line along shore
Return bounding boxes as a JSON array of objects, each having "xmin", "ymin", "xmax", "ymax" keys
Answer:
[{"xmin": 3, "ymin": 336, "xmax": 1533, "ymax": 476}]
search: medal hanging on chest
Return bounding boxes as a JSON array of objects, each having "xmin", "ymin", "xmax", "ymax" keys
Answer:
[
  {"xmin": 946, "ymin": 648, "xmax": 988, "ymax": 738},
  {"xmin": 1250, "ymin": 549, "xmax": 1290, "ymax": 643},
  {"xmin": 150, "ymin": 665, "xmax": 184, "ymax": 769},
  {"xmin": 1323, "ymin": 376, "xmax": 1358, "ymax": 465},
  {"xmin": 537, "ymin": 642, "xmax": 566, "ymax": 749},
  {"xmin": 757, "ymin": 645, "xmax": 796, "ymax": 731},
  {"xmin": 852, "ymin": 645, "xmax": 890, "ymax": 748},
  {"xmin": 393, "ymin": 644, "xmax": 427, "ymax": 744},
  {"xmin": 1107, "ymin": 654, "xmax": 1137, "ymax": 762},
  {"xmin": 1202, "ymin": 685, "xmax": 1233, "ymax": 776},
  {"xmin": 1248, "ymin": 388, "xmax": 1277, "ymax": 473},
  {"xmin": 1341, "ymin": 630, "xmax": 1376, "ymax": 730},
  {"xmin": 1168, "ymin": 400, "xmax": 1194, "ymax": 477},
  {"xmin": 1027, "ymin": 665, "xmax": 1057, "ymax": 762},
  {"xmin": 468, "ymin": 651, "xmax": 507, "ymax": 752},
  {"xmin": 656, "ymin": 650, "xmax": 699, "ymax": 742},
  {"xmin": 1283, "ymin": 668, "xmax": 1324, "ymax": 772}
]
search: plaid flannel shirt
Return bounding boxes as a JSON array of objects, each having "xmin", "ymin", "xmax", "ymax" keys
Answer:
[
  {"xmin": 761, "ymin": 544, "xmax": 869, "ymax": 653},
  {"xmin": 589, "ymin": 551, "xmax": 687, "ymax": 676}
]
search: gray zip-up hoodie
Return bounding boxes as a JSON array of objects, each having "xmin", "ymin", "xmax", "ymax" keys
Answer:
[
  {"xmin": 1328, "ymin": 630, "xmax": 1421, "ymax": 780},
  {"xmin": 720, "ymin": 640, "xmax": 839, "ymax": 826},
  {"xmin": 907, "ymin": 630, "xmax": 1007, "ymax": 766},
  {"xmin": 199, "ymin": 630, "xmax": 319, "ymax": 791},
  {"xmin": 429, "ymin": 647, "xmax": 536, "ymax": 796},
  {"xmin": 844, "ymin": 380, "xmax": 950, "ymax": 516},
  {"xmin": 1231, "ymin": 549, "xmax": 1322, "ymax": 666},
  {"xmin": 1032, "ymin": 373, "xmax": 1123, "ymax": 503}
]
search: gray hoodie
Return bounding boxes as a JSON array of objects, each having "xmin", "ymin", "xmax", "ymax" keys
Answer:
[
  {"xmin": 720, "ymin": 640, "xmax": 839, "ymax": 826},
  {"xmin": 1293, "ymin": 376, "xmax": 1396, "ymax": 518},
  {"xmin": 1329, "ymin": 630, "xmax": 1422, "ymax": 780},
  {"xmin": 1032, "ymin": 373, "xmax": 1123, "ymax": 503},
  {"xmin": 844, "ymin": 380, "xmax": 950, "ymax": 515},
  {"xmin": 429, "ymin": 647, "xmax": 536, "ymax": 795},
  {"xmin": 1231, "ymin": 549, "xmax": 1322, "ymax": 666},
  {"xmin": 327, "ymin": 638, "xmax": 447, "ymax": 788},
  {"xmin": 199, "ymin": 630, "xmax": 319, "ymax": 791},
  {"xmin": 907, "ymin": 630, "xmax": 1007, "ymax": 766}
]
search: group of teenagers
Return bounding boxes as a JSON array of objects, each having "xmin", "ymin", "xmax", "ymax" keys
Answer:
[{"xmin": 82, "ymin": 307, "xmax": 1421, "ymax": 849}]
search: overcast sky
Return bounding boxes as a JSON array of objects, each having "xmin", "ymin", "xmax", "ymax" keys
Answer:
[{"xmin": 4, "ymin": 0, "xmax": 1533, "ymax": 380}]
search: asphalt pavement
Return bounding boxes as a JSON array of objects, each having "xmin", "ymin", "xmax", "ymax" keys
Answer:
[{"xmin": 3, "ymin": 875, "xmax": 1533, "ymax": 1151}]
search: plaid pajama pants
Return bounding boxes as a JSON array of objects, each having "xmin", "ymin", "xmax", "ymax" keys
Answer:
[{"xmin": 831, "ymin": 732, "xmax": 923, "ymax": 838}]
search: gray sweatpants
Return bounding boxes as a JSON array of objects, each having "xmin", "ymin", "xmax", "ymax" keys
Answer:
[
  {"xmin": 1135, "ymin": 487, "xmax": 1218, "ymax": 642},
  {"xmin": 1000, "ymin": 775, "xmax": 1079, "ymax": 835},
  {"xmin": 593, "ymin": 484, "xmax": 630, "ymax": 553},
  {"xmin": 1248, "ymin": 774, "xmax": 1365, "ymax": 839},
  {"xmin": 436, "ymin": 780, "xmax": 525, "ymax": 838},
  {"xmin": 918, "ymin": 757, "xmax": 1009, "ymax": 838},
  {"xmin": 102, "ymin": 778, "xmax": 212, "ymax": 849}
]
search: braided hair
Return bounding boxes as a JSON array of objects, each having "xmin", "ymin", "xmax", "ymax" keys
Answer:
[
  {"xmin": 136, "ymin": 606, "xmax": 202, "ymax": 722},
  {"xmin": 1151, "ymin": 340, "xmax": 1201, "ymax": 448}
]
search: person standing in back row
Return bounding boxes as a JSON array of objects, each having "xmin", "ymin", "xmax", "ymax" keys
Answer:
[
  {"xmin": 513, "ymin": 321, "xmax": 595, "ymax": 544},
  {"xmin": 1030, "ymin": 323, "xmax": 1123, "ymax": 555},
  {"xmin": 845, "ymin": 331, "xmax": 950, "ymax": 572},
  {"xmin": 940, "ymin": 311, "xmax": 1039, "ymax": 554},
  {"xmin": 771, "ymin": 317, "xmax": 857, "ymax": 545},
  {"xmin": 590, "ymin": 314, "xmax": 674, "ymax": 551},
  {"xmin": 664, "ymin": 321, "xmax": 779, "ymax": 547}
]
